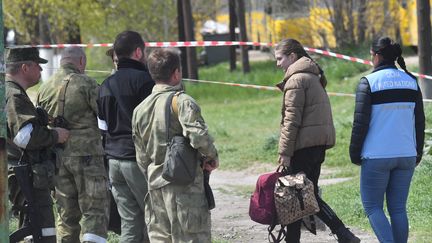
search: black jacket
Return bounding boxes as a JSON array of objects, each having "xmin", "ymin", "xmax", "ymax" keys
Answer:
[
  {"xmin": 97, "ymin": 58, "xmax": 155, "ymax": 160},
  {"xmin": 349, "ymin": 64, "xmax": 425, "ymax": 165}
]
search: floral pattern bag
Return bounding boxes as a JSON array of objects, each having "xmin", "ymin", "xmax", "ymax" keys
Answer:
[{"xmin": 274, "ymin": 172, "xmax": 319, "ymax": 225}]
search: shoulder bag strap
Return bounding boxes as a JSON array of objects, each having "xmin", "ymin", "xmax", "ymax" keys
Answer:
[
  {"xmin": 171, "ymin": 91, "xmax": 184, "ymax": 118},
  {"xmin": 57, "ymin": 73, "xmax": 75, "ymax": 117},
  {"xmin": 165, "ymin": 92, "xmax": 176, "ymax": 144},
  {"xmin": 171, "ymin": 92, "xmax": 179, "ymax": 117}
]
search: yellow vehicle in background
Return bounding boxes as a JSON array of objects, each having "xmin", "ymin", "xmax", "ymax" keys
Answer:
[{"xmin": 208, "ymin": 0, "xmax": 430, "ymax": 48}]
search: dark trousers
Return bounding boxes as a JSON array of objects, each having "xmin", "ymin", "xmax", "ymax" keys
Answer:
[{"xmin": 285, "ymin": 146, "xmax": 345, "ymax": 243}]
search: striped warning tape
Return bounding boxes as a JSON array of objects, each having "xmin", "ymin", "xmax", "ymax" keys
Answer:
[
  {"xmin": 40, "ymin": 68, "xmax": 432, "ymax": 103},
  {"xmin": 182, "ymin": 78, "xmax": 432, "ymax": 103},
  {"xmin": 7, "ymin": 41, "xmax": 269, "ymax": 49},
  {"xmin": 7, "ymin": 43, "xmax": 113, "ymax": 49},
  {"xmin": 58, "ymin": 68, "xmax": 432, "ymax": 102},
  {"xmin": 9, "ymin": 41, "xmax": 432, "ymax": 80},
  {"xmin": 303, "ymin": 47, "xmax": 373, "ymax": 66}
]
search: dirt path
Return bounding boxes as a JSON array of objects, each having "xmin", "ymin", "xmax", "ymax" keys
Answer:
[{"xmin": 210, "ymin": 166, "xmax": 378, "ymax": 243}]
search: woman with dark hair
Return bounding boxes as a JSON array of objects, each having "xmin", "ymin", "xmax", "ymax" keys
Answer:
[
  {"xmin": 350, "ymin": 37, "xmax": 425, "ymax": 243},
  {"xmin": 275, "ymin": 38, "xmax": 360, "ymax": 243}
]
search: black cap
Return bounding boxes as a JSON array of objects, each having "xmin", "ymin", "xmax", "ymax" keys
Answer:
[{"xmin": 6, "ymin": 47, "xmax": 48, "ymax": 64}]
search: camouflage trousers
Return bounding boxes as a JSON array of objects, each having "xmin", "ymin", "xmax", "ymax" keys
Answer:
[
  {"xmin": 109, "ymin": 159, "xmax": 149, "ymax": 243},
  {"xmin": 145, "ymin": 170, "xmax": 211, "ymax": 243},
  {"xmin": 8, "ymin": 162, "xmax": 56, "ymax": 243},
  {"xmin": 32, "ymin": 188, "xmax": 57, "ymax": 243},
  {"xmin": 55, "ymin": 155, "xmax": 109, "ymax": 243}
]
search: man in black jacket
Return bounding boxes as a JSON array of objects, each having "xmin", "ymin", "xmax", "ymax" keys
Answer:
[{"xmin": 97, "ymin": 31, "xmax": 154, "ymax": 243}]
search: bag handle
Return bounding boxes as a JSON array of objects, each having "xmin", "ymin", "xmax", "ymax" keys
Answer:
[
  {"xmin": 165, "ymin": 92, "xmax": 175, "ymax": 144},
  {"xmin": 268, "ymin": 224, "xmax": 287, "ymax": 243},
  {"xmin": 276, "ymin": 165, "xmax": 292, "ymax": 175},
  {"xmin": 164, "ymin": 91, "xmax": 182, "ymax": 144},
  {"xmin": 57, "ymin": 73, "xmax": 75, "ymax": 117}
]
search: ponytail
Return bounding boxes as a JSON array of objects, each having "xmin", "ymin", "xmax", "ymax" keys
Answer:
[
  {"xmin": 397, "ymin": 56, "xmax": 417, "ymax": 80},
  {"xmin": 304, "ymin": 52, "xmax": 327, "ymax": 88}
]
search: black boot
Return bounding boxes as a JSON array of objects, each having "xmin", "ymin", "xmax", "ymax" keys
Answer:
[{"xmin": 335, "ymin": 226, "xmax": 361, "ymax": 243}]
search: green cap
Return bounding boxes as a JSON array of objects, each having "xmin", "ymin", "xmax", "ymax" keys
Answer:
[{"xmin": 6, "ymin": 47, "xmax": 48, "ymax": 64}]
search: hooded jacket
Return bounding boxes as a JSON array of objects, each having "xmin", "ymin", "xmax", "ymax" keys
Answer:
[{"xmin": 276, "ymin": 56, "xmax": 335, "ymax": 157}]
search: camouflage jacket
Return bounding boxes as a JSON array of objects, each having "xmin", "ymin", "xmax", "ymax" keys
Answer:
[
  {"xmin": 132, "ymin": 83, "xmax": 218, "ymax": 190},
  {"xmin": 6, "ymin": 79, "xmax": 58, "ymax": 163},
  {"xmin": 37, "ymin": 64, "xmax": 103, "ymax": 156}
]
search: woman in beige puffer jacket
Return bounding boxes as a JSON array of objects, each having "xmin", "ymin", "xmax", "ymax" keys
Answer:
[{"xmin": 274, "ymin": 39, "xmax": 359, "ymax": 243}]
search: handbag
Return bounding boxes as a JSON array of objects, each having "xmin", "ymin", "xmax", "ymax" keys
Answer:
[
  {"xmin": 274, "ymin": 172, "xmax": 319, "ymax": 225},
  {"xmin": 249, "ymin": 170, "xmax": 282, "ymax": 225},
  {"xmin": 162, "ymin": 92, "xmax": 198, "ymax": 185}
]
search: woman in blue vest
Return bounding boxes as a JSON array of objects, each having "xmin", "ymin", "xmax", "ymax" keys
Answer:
[{"xmin": 350, "ymin": 37, "xmax": 425, "ymax": 243}]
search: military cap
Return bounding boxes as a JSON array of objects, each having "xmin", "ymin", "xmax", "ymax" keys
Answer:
[{"xmin": 6, "ymin": 47, "xmax": 48, "ymax": 64}]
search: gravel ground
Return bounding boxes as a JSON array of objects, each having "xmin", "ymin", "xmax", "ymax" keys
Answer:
[{"xmin": 210, "ymin": 167, "xmax": 378, "ymax": 243}]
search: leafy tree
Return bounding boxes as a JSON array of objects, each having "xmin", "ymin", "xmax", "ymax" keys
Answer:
[{"xmin": 3, "ymin": 0, "xmax": 177, "ymax": 44}]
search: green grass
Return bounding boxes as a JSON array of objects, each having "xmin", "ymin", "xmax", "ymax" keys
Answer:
[{"xmin": 323, "ymin": 157, "xmax": 432, "ymax": 242}]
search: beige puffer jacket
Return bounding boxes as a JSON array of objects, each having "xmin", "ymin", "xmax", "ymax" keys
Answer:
[{"xmin": 276, "ymin": 56, "xmax": 335, "ymax": 157}]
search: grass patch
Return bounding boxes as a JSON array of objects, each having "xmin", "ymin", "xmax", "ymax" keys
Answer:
[
  {"xmin": 215, "ymin": 185, "xmax": 255, "ymax": 199},
  {"xmin": 322, "ymin": 157, "xmax": 432, "ymax": 241}
]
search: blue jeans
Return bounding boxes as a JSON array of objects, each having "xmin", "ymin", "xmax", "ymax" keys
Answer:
[{"xmin": 360, "ymin": 157, "xmax": 416, "ymax": 243}]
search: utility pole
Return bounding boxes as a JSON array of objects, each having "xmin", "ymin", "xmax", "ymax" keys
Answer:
[
  {"xmin": 229, "ymin": 0, "xmax": 237, "ymax": 71},
  {"xmin": 182, "ymin": 0, "xmax": 199, "ymax": 79},
  {"xmin": 236, "ymin": 0, "xmax": 250, "ymax": 73},
  {"xmin": 0, "ymin": 0, "xmax": 9, "ymax": 240},
  {"xmin": 177, "ymin": 0, "xmax": 189, "ymax": 78},
  {"xmin": 417, "ymin": 0, "xmax": 432, "ymax": 99}
]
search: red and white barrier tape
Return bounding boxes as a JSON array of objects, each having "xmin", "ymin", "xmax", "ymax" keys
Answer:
[
  {"xmin": 41, "ymin": 68, "xmax": 432, "ymax": 102},
  {"xmin": 182, "ymin": 78, "xmax": 432, "ymax": 103},
  {"xmin": 7, "ymin": 43, "xmax": 112, "ymax": 49},
  {"xmin": 9, "ymin": 41, "xmax": 432, "ymax": 80},
  {"xmin": 303, "ymin": 47, "xmax": 373, "ymax": 66},
  {"xmin": 7, "ymin": 41, "xmax": 269, "ymax": 49},
  {"xmin": 303, "ymin": 47, "xmax": 432, "ymax": 80}
]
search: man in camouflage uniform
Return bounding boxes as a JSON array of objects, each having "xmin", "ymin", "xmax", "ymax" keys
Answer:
[
  {"xmin": 6, "ymin": 47, "xmax": 70, "ymax": 243},
  {"xmin": 132, "ymin": 48, "xmax": 219, "ymax": 243},
  {"xmin": 37, "ymin": 47, "xmax": 109, "ymax": 243}
]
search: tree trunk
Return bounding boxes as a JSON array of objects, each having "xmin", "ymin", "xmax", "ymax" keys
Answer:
[
  {"xmin": 417, "ymin": 0, "xmax": 432, "ymax": 98},
  {"xmin": 357, "ymin": 0, "xmax": 367, "ymax": 44},
  {"xmin": 0, "ymin": 4, "xmax": 8, "ymax": 242},
  {"xmin": 345, "ymin": 0, "xmax": 356, "ymax": 44},
  {"xmin": 236, "ymin": 0, "xmax": 250, "ymax": 73},
  {"xmin": 177, "ymin": 0, "xmax": 189, "ymax": 78},
  {"xmin": 66, "ymin": 21, "xmax": 81, "ymax": 44},
  {"xmin": 182, "ymin": 0, "xmax": 198, "ymax": 79},
  {"xmin": 229, "ymin": 0, "xmax": 237, "ymax": 71},
  {"xmin": 38, "ymin": 13, "xmax": 51, "ymax": 44},
  {"xmin": 325, "ymin": 0, "xmax": 346, "ymax": 48}
]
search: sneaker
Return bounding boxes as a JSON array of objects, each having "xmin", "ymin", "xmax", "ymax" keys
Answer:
[{"xmin": 335, "ymin": 227, "xmax": 361, "ymax": 243}]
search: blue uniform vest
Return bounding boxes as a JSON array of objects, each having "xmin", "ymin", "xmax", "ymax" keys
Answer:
[{"xmin": 361, "ymin": 67, "xmax": 418, "ymax": 159}]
